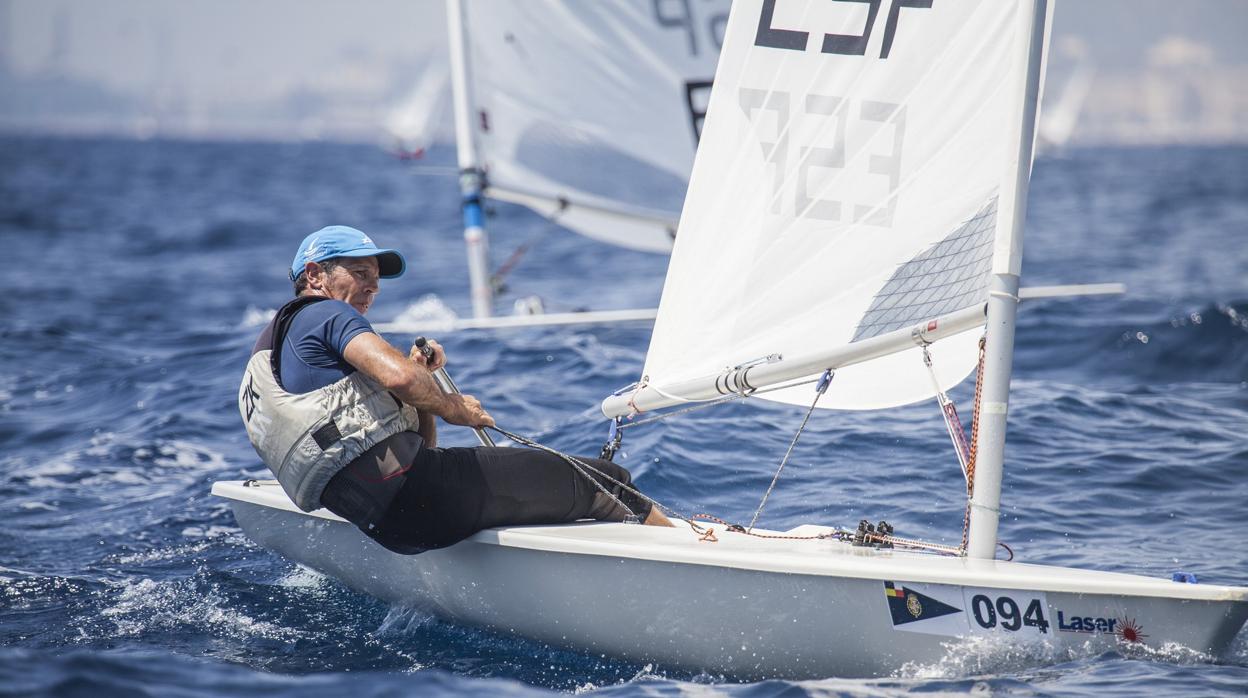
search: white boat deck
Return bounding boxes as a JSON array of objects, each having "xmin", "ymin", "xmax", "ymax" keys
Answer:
[{"xmin": 212, "ymin": 480, "xmax": 1247, "ymax": 603}]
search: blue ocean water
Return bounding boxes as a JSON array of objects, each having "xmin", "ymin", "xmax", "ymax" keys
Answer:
[{"xmin": 1, "ymin": 135, "xmax": 1246, "ymax": 696}]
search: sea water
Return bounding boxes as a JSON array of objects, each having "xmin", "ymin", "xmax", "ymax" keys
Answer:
[{"xmin": 1, "ymin": 135, "xmax": 1246, "ymax": 696}]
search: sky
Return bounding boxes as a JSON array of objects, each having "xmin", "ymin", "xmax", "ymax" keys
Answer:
[
  {"xmin": 2, "ymin": 0, "xmax": 1246, "ymax": 144},
  {"xmin": 2, "ymin": 1, "xmax": 443, "ymax": 98}
]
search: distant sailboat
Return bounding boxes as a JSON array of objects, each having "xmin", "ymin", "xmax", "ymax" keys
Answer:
[
  {"xmin": 217, "ymin": 0, "xmax": 1246, "ymax": 678},
  {"xmin": 384, "ymin": 0, "xmax": 731, "ymax": 329},
  {"xmin": 1037, "ymin": 37, "xmax": 1094, "ymax": 153},
  {"xmin": 384, "ymin": 57, "xmax": 452, "ymax": 160}
]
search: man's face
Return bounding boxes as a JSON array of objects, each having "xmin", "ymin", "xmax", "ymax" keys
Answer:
[{"xmin": 315, "ymin": 257, "xmax": 380, "ymax": 314}]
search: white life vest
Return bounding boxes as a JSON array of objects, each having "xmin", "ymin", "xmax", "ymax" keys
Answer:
[{"xmin": 239, "ymin": 297, "xmax": 420, "ymax": 511}]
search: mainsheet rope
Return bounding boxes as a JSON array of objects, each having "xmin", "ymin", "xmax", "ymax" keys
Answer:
[
  {"xmin": 488, "ymin": 425, "xmax": 666, "ymax": 524},
  {"xmin": 747, "ymin": 369, "xmax": 833, "ymax": 531},
  {"xmin": 489, "ymin": 416, "xmax": 964, "ymax": 555}
]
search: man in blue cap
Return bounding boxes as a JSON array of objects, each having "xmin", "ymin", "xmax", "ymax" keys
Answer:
[{"xmin": 239, "ymin": 226, "xmax": 670, "ymax": 555}]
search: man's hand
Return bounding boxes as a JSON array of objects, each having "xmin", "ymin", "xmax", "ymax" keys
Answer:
[
  {"xmin": 409, "ymin": 338, "xmax": 447, "ymax": 371},
  {"xmin": 445, "ymin": 394, "xmax": 495, "ymax": 428}
]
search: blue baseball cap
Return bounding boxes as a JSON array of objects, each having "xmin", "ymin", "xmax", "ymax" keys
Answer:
[{"xmin": 290, "ymin": 226, "xmax": 406, "ymax": 282}]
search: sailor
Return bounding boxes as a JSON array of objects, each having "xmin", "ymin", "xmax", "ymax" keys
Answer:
[{"xmin": 239, "ymin": 226, "xmax": 672, "ymax": 554}]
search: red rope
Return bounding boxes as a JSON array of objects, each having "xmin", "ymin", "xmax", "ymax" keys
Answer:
[{"xmin": 961, "ymin": 336, "xmax": 988, "ymax": 552}]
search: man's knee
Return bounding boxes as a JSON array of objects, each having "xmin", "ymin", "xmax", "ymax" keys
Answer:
[{"xmin": 584, "ymin": 457, "xmax": 632, "ymax": 486}]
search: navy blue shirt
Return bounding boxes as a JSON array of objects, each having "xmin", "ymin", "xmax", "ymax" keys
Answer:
[{"xmin": 279, "ymin": 300, "xmax": 374, "ymax": 394}]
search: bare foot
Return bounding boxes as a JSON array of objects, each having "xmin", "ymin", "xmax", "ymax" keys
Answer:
[{"xmin": 643, "ymin": 507, "xmax": 676, "ymax": 527}]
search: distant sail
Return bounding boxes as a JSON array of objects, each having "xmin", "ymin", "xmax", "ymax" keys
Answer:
[
  {"xmin": 385, "ymin": 59, "xmax": 452, "ymax": 158},
  {"xmin": 1038, "ymin": 45, "xmax": 1093, "ymax": 151},
  {"xmin": 464, "ymin": 0, "xmax": 730, "ymax": 253},
  {"xmin": 639, "ymin": 0, "xmax": 1046, "ymax": 410}
]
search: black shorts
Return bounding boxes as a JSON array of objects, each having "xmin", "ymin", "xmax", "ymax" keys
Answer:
[{"xmin": 322, "ymin": 445, "xmax": 653, "ymax": 554}]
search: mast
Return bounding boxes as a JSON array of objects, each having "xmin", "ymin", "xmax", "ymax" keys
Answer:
[
  {"xmin": 965, "ymin": 0, "xmax": 1050, "ymax": 560},
  {"xmin": 446, "ymin": 0, "xmax": 492, "ymax": 318}
]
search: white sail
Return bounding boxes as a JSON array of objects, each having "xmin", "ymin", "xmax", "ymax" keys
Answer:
[
  {"xmin": 632, "ymin": 0, "xmax": 1043, "ymax": 411},
  {"xmin": 464, "ymin": 0, "xmax": 730, "ymax": 253},
  {"xmin": 384, "ymin": 59, "xmax": 452, "ymax": 157},
  {"xmin": 1037, "ymin": 39, "xmax": 1093, "ymax": 151}
]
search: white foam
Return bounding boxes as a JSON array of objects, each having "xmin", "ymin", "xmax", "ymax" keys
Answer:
[
  {"xmin": 896, "ymin": 634, "xmax": 1071, "ymax": 680},
  {"xmin": 22, "ymin": 458, "xmax": 80, "ymax": 489},
  {"xmin": 180, "ymin": 525, "xmax": 238, "ymax": 540},
  {"xmin": 0, "ymin": 565, "xmax": 40, "ymax": 579},
  {"xmin": 895, "ymin": 631, "xmax": 1226, "ymax": 681},
  {"xmin": 101, "ymin": 577, "xmax": 305, "ymax": 643},
  {"xmin": 1229, "ymin": 625, "xmax": 1248, "ymax": 664},
  {"xmin": 240, "ymin": 305, "xmax": 277, "ymax": 328},
  {"xmin": 108, "ymin": 539, "xmax": 217, "ymax": 565},
  {"xmin": 18, "ymin": 501, "xmax": 58, "ymax": 511},
  {"xmin": 276, "ymin": 565, "xmax": 329, "ymax": 589},
  {"xmin": 373, "ymin": 604, "xmax": 437, "ymax": 637},
  {"xmin": 87, "ymin": 431, "xmax": 117, "ymax": 452},
  {"xmin": 387, "ymin": 294, "xmax": 460, "ymax": 333},
  {"xmin": 39, "ymin": 439, "xmax": 233, "ymax": 496},
  {"xmin": 1116, "ymin": 640, "xmax": 1217, "ymax": 665}
]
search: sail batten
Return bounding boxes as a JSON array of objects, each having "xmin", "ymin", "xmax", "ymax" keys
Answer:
[{"xmin": 609, "ymin": 0, "xmax": 1043, "ymax": 413}]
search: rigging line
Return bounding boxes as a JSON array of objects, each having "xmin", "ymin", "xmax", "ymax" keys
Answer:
[
  {"xmin": 487, "ymin": 426, "xmax": 638, "ymax": 520},
  {"xmin": 921, "ymin": 345, "xmax": 972, "ymax": 483},
  {"xmin": 489, "ymin": 242, "xmax": 532, "ymax": 289},
  {"xmin": 688, "ymin": 513, "xmax": 959, "ymax": 555},
  {"xmin": 747, "ymin": 369, "xmax": 834, "ymax": 532},
  {"xmin": 490, "ymin": 426, "xmax": 724, "ymax": 539},
  {"xmin": 617, "ymin": 376, "xmax": 820, "ymax": 430},
  {"xmin": 489, "ymin": 229, "xmax": 551, "ymax": 292},
  {"xmin": 691, "ymin": 513, "xmax": 849, "ymax": 542},
  {"xmin": 489, "ymin": 426, "xmax": 964, "ymax": 554}
]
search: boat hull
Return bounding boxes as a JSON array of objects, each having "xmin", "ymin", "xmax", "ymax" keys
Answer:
[{"xmin": 216, "ymin": 481, "xmax": 1248, "ymax": 679}]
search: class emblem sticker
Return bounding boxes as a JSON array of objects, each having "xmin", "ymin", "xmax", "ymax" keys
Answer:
[
  {"xmin": 884, "ymin": 582, "xmax": 961, "ymax": 626},
  {"xmin": 1116, "ymin": 617, "xmax": 1147, "ymax": 643},
  {"xmin": 1056, "ymin": 611, "xmax": 1148, "ymax": 643}
]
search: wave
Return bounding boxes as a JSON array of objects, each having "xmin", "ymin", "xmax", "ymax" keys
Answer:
[
  {"xmin": 1019, "ymin": 300, "xmax": 1248, "ymax": 384},
  {"xmin": 0, "ymin": 647, "xmax": 551, "ymax": 698}
]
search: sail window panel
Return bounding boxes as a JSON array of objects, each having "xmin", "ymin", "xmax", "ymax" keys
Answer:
[
  {"xmin": 931, "ymin": 283, "xmax": 960, "ymax": 305},
  {"xmin": 910, "ymin": 287, "xmax": 941, "ymax": 308},
  {"xmin": 851, "ymin": 196, "xmax": 998, "ymax": 341},
  {"xmin": 931, "ymin": 253, "xmax": 957, "ymax": 273},
  {"xmin": 877, "ymin": 277, "xmax": 906, "ymax": 296},
  {"xmin": 873, "ymin": 292, "xmax": 903, "ymax": 312}
]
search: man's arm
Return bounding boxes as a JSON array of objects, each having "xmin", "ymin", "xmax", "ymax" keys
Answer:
[
  {"xmin": 342, "ymin": 332, "xmax": 493, "ymax": 428},
  {"xmin": 416, "ymin": 410, "xmax": 438, "ymax": 447}
]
